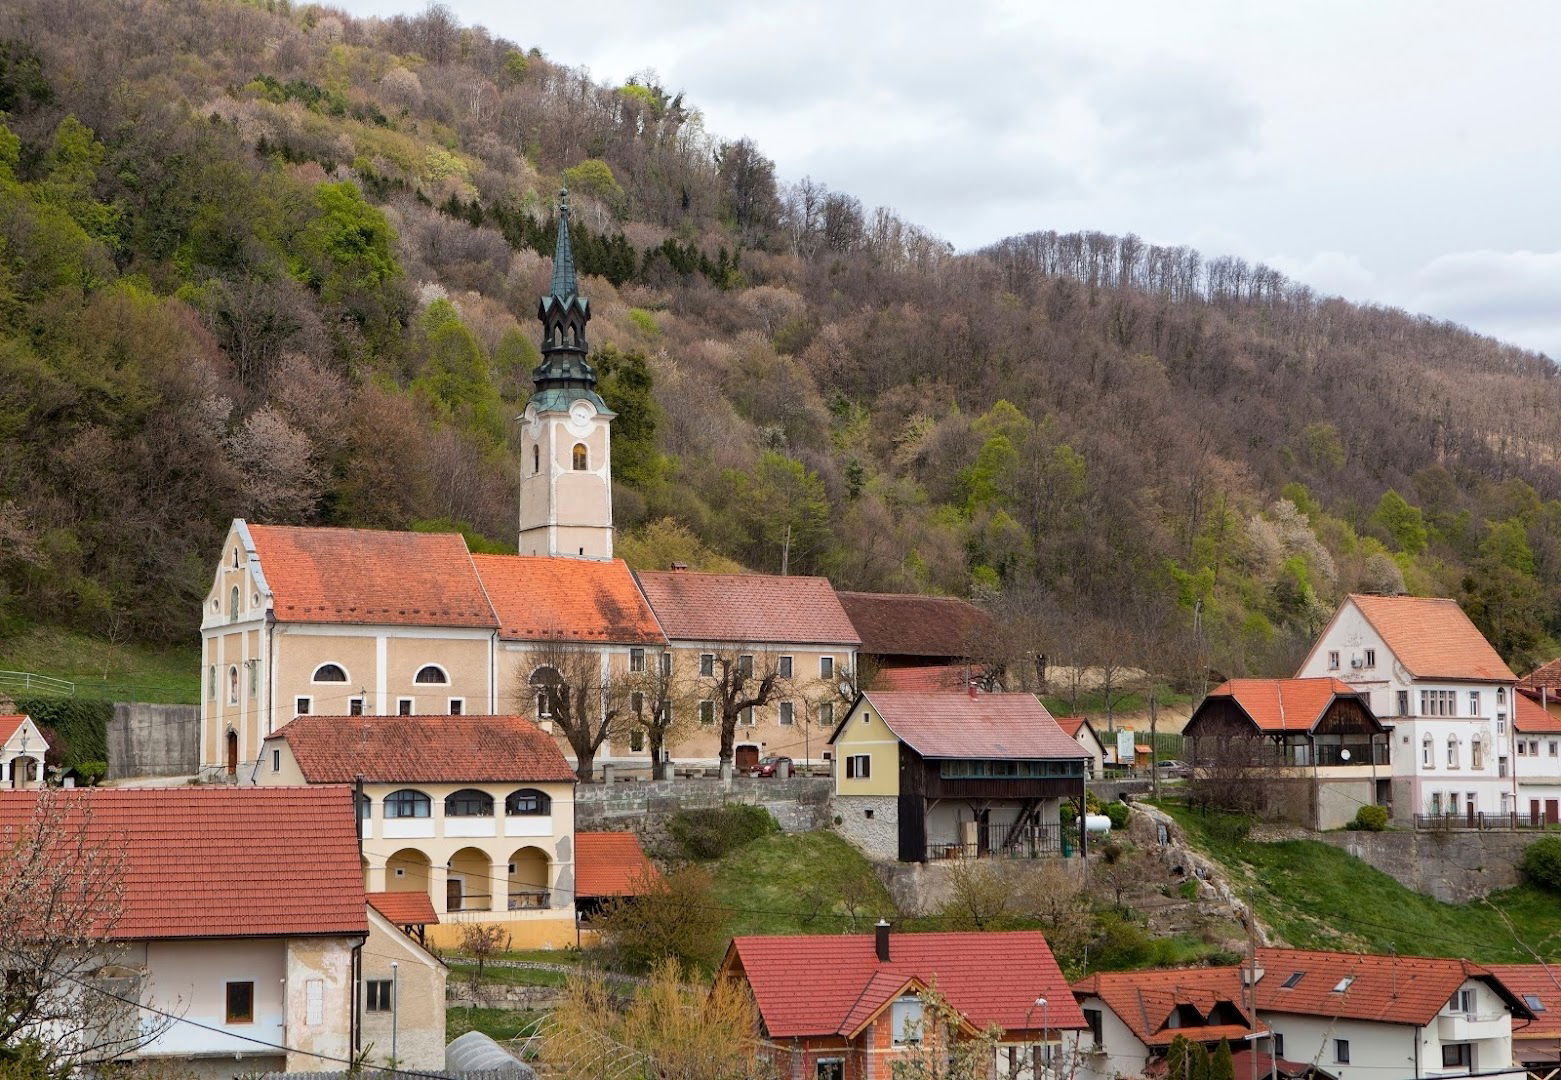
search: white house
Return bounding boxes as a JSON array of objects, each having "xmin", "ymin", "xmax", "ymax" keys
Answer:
[
  {"xmin": 1, "ymin": 712, "xmax": 47, "ymax": 788},
  {"xmin": 1511, "ymin": 691, "xmax": 1561, "ymax": 825},
  {"xmin": 1056, "ymin": 716, "xmax": 1107, "ymax": 778},
  {"xmin": 1296, "ymin": 594, "xmax": 1517, "ymax": 820}
]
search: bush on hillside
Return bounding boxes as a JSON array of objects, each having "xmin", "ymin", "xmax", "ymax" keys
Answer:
[
  {"xmin": 1104, "ymin": 802, "xmax": 1131, "ymax": 830},
  {"xmin": 1346, "ymin": 804, "xmax": 1389, "ymax": 831},
  {"xmin": 667, "ymin": 804, "xmax": 778, "ymax": 860},
  {"xmin": 1522, "ymin": 834, "xmax": 1561, "ymax": 891}
]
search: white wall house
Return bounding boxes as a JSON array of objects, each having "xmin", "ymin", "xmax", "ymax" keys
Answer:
[
  {"xmin": 1511, "ymin": 691, "xmax": 1561, "ymax": 825},
  {"xmin": 0, "ymin": 713, "xmax": 47, "ymax": 788},
  {"xmin": 1296, "ymin": 595, "xmax": 1518, "ymax": 820}
]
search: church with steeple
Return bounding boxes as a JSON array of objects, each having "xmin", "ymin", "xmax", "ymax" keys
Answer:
[{"xmin": 518, "ymin": 189, "xmax": 616, "ymax": 559}]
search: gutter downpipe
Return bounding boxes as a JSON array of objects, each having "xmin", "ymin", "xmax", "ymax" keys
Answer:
[{"xmin": 353, "ymin": 773, "xmax": 367, "ymax": 1057}]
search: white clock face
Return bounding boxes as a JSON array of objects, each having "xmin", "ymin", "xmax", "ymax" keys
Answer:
[{"xmin": 569, "ymin": 402, "xmax": 593, "ymax": 425}]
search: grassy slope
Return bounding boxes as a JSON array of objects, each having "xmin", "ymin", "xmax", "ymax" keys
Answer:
[
  {"xmin": 1159, "ymin": 801, "xmax": 1561, "ymax": 961},
  {"xmin": 708, "ymin": 829, "xmax": 898, "ymax": 936},
  {"xmin": 0, "ymin": 626, "xmax": 200, "ymax": 703}
]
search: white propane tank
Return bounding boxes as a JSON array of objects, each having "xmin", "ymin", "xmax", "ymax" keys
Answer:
[{"xmin": 1083, "ymin": 814, "xmax": 1113, "ymax": 834}]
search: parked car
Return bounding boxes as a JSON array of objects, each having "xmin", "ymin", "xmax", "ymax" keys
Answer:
[
  {"xmin": 1154, "ymin": 759, "xmax": 1191, "ymax": 778},
  {"xmin": 750, "ymin": 756, "xmax": 794, "ymax": 778}
]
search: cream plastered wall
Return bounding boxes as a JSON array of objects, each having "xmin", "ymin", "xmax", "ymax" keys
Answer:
[
  {"xmin": 282, "ymin": 935, "xmax": 356, "ymax": 1070},
  {"xmin": 359, "ymin": 909, "xmax": 446, "ymax": 1069},
  {"xmin": 273, "ymin": 627, "xmax": 493, "ymax": 724},
  {"xmin": 519, "ymin": 401, "xmax": 614, "ymax": 559},
  {"xmin": 831, "ymin": 698, "xmax": 901, "ymax": 797},
  {"xmin": 136, "ymin": 938, "xmax": 288, "ymax": 1060},
  {"xmin": 199, "ymin": 522, "xmax": 272, "ymax": 775}
]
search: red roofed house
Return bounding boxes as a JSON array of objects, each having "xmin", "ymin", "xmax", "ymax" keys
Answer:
[
  {"xmin": 837, "ymin": 591, "xmax": 998, "ymax": 690},
  {"xmin": 829, "ymin": 691, "xmax": 1088, "ymax": 863},
  {"xmin": 722, "ymin": 925, "xmax": 1083, "ymax": 1080},
  {"xmin": 0, "ymin": 786, "xmax": 389, "ymax": 1073},
  {"xmin": 573, "ymin": 829, "xmax": 661, "ymax": 920},
  {"xmin": 362, "ymin": 892, "xmax": 447, "ymax": 1070},
  {"xmin": 1, "ymin": 712, "xmax": 47, "ymax": 788},
  {"xmin": 635, "ymin": 569, "xmax": 861, "ymax": 772},
  {"xmin": 1511, "ymin": 690, "xmax": 1561, "ymax": 825},
  {"xmin": 1483, "ymin": 964, "xmax": 1561, "ymax": 1072},
  {"xmin": 1296, "ymin": 594, "xmax": 1518, "ymax": 822},
  {"xmin": 260, "ymin": 712, "xmax": 581, "ymax": 949},
  {"xmin": 1184, "ymin": 678, "xmax": 1391, "ymax": 828},
  {"xmin": 1055, "ymin": 716, "xmax": 1106, "ymax": 778}
]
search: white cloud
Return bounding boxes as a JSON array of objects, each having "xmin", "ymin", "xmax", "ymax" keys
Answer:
[{"xmin": 1405, "ymin": 250, "xmax": 1561, "ymax": 359}]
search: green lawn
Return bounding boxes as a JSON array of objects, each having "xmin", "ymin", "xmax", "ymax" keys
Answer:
[
  {"xmin": 1158, "ymin": 800, "xmax": 1561, "ymax": 961},
  {"xmin": 0, "ymin": 626, "xmax": 200, "ymax": 704},
  {"xmin": 708, "ymin": 829, "xmax": 899, "ymax": 935},
  {"xmin": 448, "ymin": 962, "xmax": 572, "ymax": 988},
  {"xmin": 446, "ymin": 1005, "xmax": 544, "ymax": 1041}
]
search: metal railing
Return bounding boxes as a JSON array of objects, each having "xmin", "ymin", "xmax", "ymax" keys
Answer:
[
  {"xmin": 926, "ymin": 822, "xmax": 1064, "ymax": 861},
  {"xmin": 0, "ymin": 671, "xmax": 74, "ymax": 696},
  {"xmin": 1413, "ymin": 811, "xmax": 1554, "ymax": 831}
]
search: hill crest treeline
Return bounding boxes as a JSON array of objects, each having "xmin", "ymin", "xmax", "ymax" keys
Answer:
[{"xmin": 2, "ymin": 0, "xmax": 1561, "ymax": 683}]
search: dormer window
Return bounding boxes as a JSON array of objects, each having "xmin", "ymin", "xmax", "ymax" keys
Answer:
[
  {"xmin": 1282, "ymin": 972, "xmax": 1305, "ymax": 989},
  {"xmin": 1333, "ymin": 976, "xmax": 1355, "ymax": 992}
]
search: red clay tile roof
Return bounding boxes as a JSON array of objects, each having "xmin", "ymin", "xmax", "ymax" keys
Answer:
[
  {"xmin": 0, "ymin": 787, "xmax": 366, "ymax": 940},
  {"xmin": 726, "ymin": 930, "xmax": 1083, "ymax": 1038},
  {"xmin": 1344, "ymin": 594, "xmax": 1514, "ymax": 682},
  {"xmin": 1147, "ymin": 1050, "xmax": 1321, "ymax": 1080},
  {"xmin": 575, "ymin": 831, "xmax": 660, "ymax": 897},
  {"xmin": 1514, "ymin": 692, "xmax": 1561, "ymax": 734},
  {"xmin": 1254, "ymin": 947, "xmax": 1527, "ymax": 1025},
  {"xmin": 473, "ymin": 554, "xmax": 666, "ymax": 645},
  {"xmin": 1521, "ymin": 659, "xmax": 1561, "ymax": 693},
  {"xmin": 1073, "ymin": 967, "xmax": 1263, "ymax": 1047},
  {"xmin": 367, "ymin": 890, "xmax": 439, "ymax": 926},
  {"xmin": 837, "ymin": 592, "xmax": 993, "ymax": 658},
  {"xmin": 1197, "ymin": 678, "xmax": 1370, "ymax": 734},
  {"xmin": 247, "ymin": 524, "xmax": 498, "ymax": 628},
  {"xmin": 267, "ymin": 713, "xmax": 575, "ymax": 783},
  {"xmin": 0, "ymin": 714, "xmax": 39, "ymax": 746},
  {"xmin": 856, "ymin": 691, "xmax": 1087, "ymax": 760},
  {"xmin": 873, "ymin": 665, "xmax": 972, "ymax": 692},
  {"xmin": 635, "ymin": 571, "xmax": 860, "ymax": 646},
  {"xmin": 1485, "ymin": 965, "xmax": 1561, "ymax": 1041}
]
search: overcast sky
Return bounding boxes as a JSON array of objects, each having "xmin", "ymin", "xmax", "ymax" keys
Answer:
[{"xmin": 332, "ymin": 0, "xmax": 1561, "ymax": 358}]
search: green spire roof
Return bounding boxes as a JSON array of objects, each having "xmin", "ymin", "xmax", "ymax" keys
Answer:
[{"xmin": 550, "ymin": 187, "xmax": 578, "ymax": 299}]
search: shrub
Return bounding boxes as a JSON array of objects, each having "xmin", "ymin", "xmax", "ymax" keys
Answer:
[
  {"xmin": 72, "ymin": 760, "xmax": 107, "ymax": 786},
  {"xmin": 1347, "ymin": 804, "xmax": 1389, "ymax": 831},
  {"xmin": 667, "ymin": 804, "xmax": 778, "ymax": 860},
  {"xmin": 1104, "ymin": 802, "xmax": 1131, "ymax": 830},
  {"xmin": 1177, "ymin": 879, "xmax": 1200, "ymax": 901},
  {"xmin": 1522, "ymin": 834, "xmax": 1561, "ymax": 891}
]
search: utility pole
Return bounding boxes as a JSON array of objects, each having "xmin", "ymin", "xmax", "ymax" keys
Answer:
[
  {"xmin": 780, "ymin": 524, "xmax": 792, "ymax": 576},
  {"xmin": 1151, "ymin": 689, "xmax": 1161, "ymax": 801}
]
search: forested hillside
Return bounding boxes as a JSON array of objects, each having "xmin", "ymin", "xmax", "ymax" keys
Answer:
[{"xmin": 2, "ymin": 0, "xmax": 1560, "ymax": 685}]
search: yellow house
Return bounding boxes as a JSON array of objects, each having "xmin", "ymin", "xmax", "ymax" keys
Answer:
[
  {"xmin": 361, "ymin": 892, "xmax": 447, "ymax": 1069},
  {"xmin": 258, "ymin": 712, "xmax": 579, "ymax": 949}
]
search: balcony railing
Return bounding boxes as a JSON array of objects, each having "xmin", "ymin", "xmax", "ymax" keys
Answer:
[
  {"xmin": 447, "ymin": 892, "xmax": 491, "ymax": 913},
  {"xmin": 926, "ymin": 823, "xmax": 1063, "ymax": 861},
  {"xmin": 508, "ymin": 890, "xmax": 551, "ymax": 910},
  {"xmin": 1413, "ymin": 811, "xmax": 1552, "ymax": 832},
  {"xmin": 1190, "ymin": 741, "xmax": 1389, "ymax": 769}
]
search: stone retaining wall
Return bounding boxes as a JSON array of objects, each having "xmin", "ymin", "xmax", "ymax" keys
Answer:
[
  {"xmin": 1320, "ymin": 828, "xmax": 1536, "ymax": 903},
  {"xmin": 831, "ymin": 795, "xmax": 898, "ymax": 861},
  {"xmin": 107, "ymin": 703, "xmax": 198, "ymax": 779},
  {"xmin": 574, "ymin": 776, "xmax": 832, "ymax": 833}
]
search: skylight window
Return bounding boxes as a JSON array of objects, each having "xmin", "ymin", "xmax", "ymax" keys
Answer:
[
  {"xmin": 1525, "ymin": 995, "xmax": 1546, "ymax": 1012},
  {"xmin": 1333, "ymin": 977, "xmax": 1355, "ymax": 992},
  {"xmin": 1282, "ymin": 972, "xmax": 1305, "ymax": 989}
]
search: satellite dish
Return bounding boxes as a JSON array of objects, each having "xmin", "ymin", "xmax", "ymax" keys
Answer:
[{"xmin": 1339, "ymin": 748, "xmax": 1352, "ymax": 761}]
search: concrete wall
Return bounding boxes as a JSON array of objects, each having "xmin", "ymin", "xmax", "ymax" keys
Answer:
[
  {"xmin": 108, "ymin": 703, "xmax": 199, "ymax": 779},
  {"xmin": 832, "ymin": 795, "xmax": 898, "ymax": 860},
  {"xmin": 1321, "ymin": 828, "xmax": 1536, "ymax": 902},
  {"xmin": 574, "ymin": 775, "xmax": 832, "ymax": 832}
]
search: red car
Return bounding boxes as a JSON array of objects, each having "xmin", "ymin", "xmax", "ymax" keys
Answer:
[{"xmin": 749, "ymin": 756, "xmax": 794, "ymax": 778}]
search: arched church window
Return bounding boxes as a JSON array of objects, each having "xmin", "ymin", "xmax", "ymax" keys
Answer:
[
  {"xmin": 572, "ymin": 443, "xmax": 588, "ymax": 471},
  {"xmin": 312, "ymin": 663, "xmax": 349, "ymax": 683},
  {"xmin": 414, "ymin": 665, "xmax": 448, "ymax": 685},
  {"xmin": 229, "ymin": 585, "xmax": 240, "ymax": 619}
]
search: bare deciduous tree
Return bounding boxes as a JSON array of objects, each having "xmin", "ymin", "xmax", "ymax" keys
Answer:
[
  {"xmin": 699, "ymin": 648, "xmax": 788, "ymax": 769},
  {"xmin": 622, "ymin": 648, "xmax": 697, "ymax": 778},
  {"xmin": 519, "ymin": 641, "xmax": 627, "ymax": 782}
]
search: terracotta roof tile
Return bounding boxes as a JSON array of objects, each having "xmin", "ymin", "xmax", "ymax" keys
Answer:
[
  {"xmin": 1344, "ymin": 594, "xmax": 1514, "ymax": 682},
  {"xmin": 0, "ymin": 714, "xmax": 36, "ymax": 745},
  {"xmin": 267, "ymin": 713, "xmax": 575, "ymax": 784},
  {"xmin": 1514, "ymin": 692, "xmax": 1561, "ymax": 734},
  {"xmin": 1520, "ymin": 658, "xmax": 1561, "ymax": 693},
  {"xmin": 1198, "ymin": 678, "xmax": 1369, "ymax": 733},
  {"xmin": 873, "ymin": 665, "xmax": 972, "ymax": 692},
  {"xmin": 367, "ymin": 890, "xmax": 439, "ymax": 926},
  {"xmin": 837, "ymin": 592, "xmax": 993, "ymax": 658},
  {"xmin": 857, "ymin": 691, "xmax": 1087, "ymax": 760},
  {"xmin": 635, "ymin": 571, "xmax": 860, "ymax": 646},
  {"xmin": 728, "ymin": 930, "xmax": 1082, "ymax": 1038},
  {"xmin": 1055, "ymin": 716, "xmax": 1086, "ymax": 739},
  {"xmin": 1147, "ymin": 1050, "xmax": 1320, "ymax": 1080},
  {"xmin": 473, "ymin": 554, "xmax": 666, "ymax": 645},
  {"xmin": 0, "ymin": 787, "xmax": 366, "ymax": 940},
  {"xmin": 575, "ymin": 831, "xmax": 659, "ymax": 897},
  {"xmin": 248, "ymin": 524, "xmax": 498, "ymax": 628},
  {"xmin": 1072, "ymin": 968, "xmax": 1263, "ymax": 1046},
  {"xmin": 1254, "ymin": 947, "xmax": 1524, "ymax": 1026},
  {"xmin": 1485, "ymin": 964, "xmax": 1561, "ymax": 1041}
]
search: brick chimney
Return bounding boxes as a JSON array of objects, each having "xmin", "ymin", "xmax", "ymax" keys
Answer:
[{"xmin": 875, "ymin": 918, "xmax": 891, "ymax": 962}]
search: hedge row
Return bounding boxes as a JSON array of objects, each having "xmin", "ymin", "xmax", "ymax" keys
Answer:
[{"xmin": 10, "ymin": 695, "xmax": 111, "ymax": 767}]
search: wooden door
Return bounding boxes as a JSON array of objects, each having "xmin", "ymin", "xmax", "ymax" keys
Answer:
[
  {"xmin": 1548, "ymin": 800, "xmax": 1560, "ymax": 825},
  {"xmin": 447, "ymin": 878, "xmax": 463, "ymax": 912},
  {"xmin": 735, "ymin": 745, "xmax": 759, "ymax": 771},
  {"xmin": 1532, "ymin": 800, "xmax": 1542, "ymax": 826},
  {"xmin": 225, "ymin": 731, "xmax": 238, "ymax": 776}
]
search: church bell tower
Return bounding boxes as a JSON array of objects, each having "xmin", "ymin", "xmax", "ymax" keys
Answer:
[{"xmin": 518, "ymin": 189, "xmax": 616, "ymax": 559}]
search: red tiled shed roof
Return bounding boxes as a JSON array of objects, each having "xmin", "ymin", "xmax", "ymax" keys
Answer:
[
  {"xmin": 575, "ymin": 831, "xmax": 660, "ymax": 897},
  {"xmin": 248, "ymin": 524, "xmax": 498, "ymax": 628},
  {"xmin": 635, "ymin": 571, "xmax": 861, "ymax": 646},
  {"xmin": 725, "ymin": 930, "xmax": 1083, "ymax": 1038},
  {"xmin": 1486, "ymin": 964, "xmax": 1561, "ymax": 1041},
  {"xmin": 837, "ymin": 591, "xmax": 993, "ymax": 658},
  {"xmin": 1254, "ymin": 948, "xmax": 1529, "ymax": 1025},
  {"xmin": 1343, "ymin": 594, "xmax": 1514, "ymax": 682},
  {"xmin": 0, "ymin": 714, "xmax": 38, "ymax": 745},
  {"xmin": 267, "ymin": 713, "xmax": 575, "ymax": 784},
  {"xmin": 1519, "ymin": 657, "xmax": 1561, "ymax": 693},
  {"xmin": 854, "ymin": 691, "xmax": 1087, "ymax": 760},
  {"xmin": 1515, "ymin": 692, "xmax": 1561, "ymax": 734},
  {"xmin": 873, "ymin": 665, "xmax": 971, "ymax": 692},
  {"xmin": 0, "ymin": 787, "xmax": 367, "ymax": 940},
  {"xmin": 367, "ymin": 890, "xmax": 439, "ymax": 926},
  {"xmin": 1196, "ymin": 678, "xmax": 1372, "ymax": 734},
  {"xmin": 1072, "ymin": 967, "xmax": 1263, "ymax": 1047},
  {"xmin": 473, "ymin": 554, "xmax": 666, "ymax": 645}
]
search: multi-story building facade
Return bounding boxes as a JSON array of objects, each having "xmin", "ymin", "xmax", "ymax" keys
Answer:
[
  {"xmin": 1511, "ymin": 691, "xmax": 1561, "ymax": 824},
  {"xmin": 1296, "ymin": 594, "xmax": 1517, "ymax": 819}
]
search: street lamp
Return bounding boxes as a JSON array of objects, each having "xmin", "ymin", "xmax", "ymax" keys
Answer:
[
  {"xmin": 390, "ymin": 961, "xmax": 399, "ymax": 1066},
  {"xmin": 1029, "ymin": 996, "xmax": 1050, "ymax": 1080}
]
